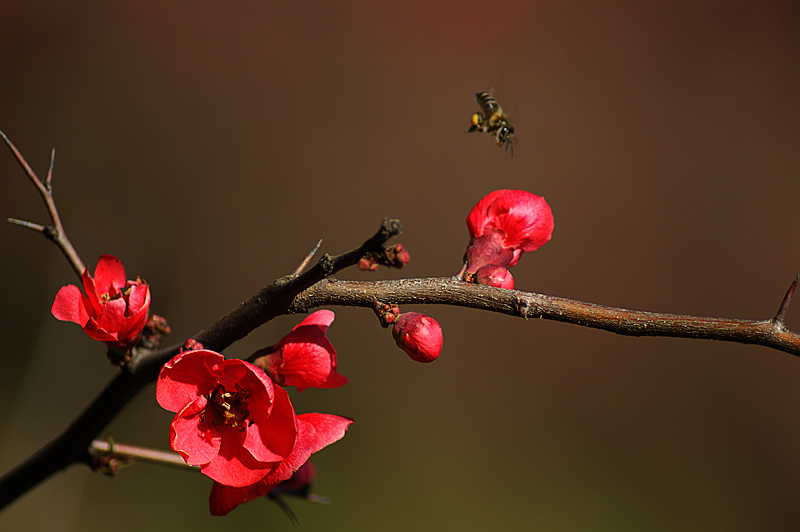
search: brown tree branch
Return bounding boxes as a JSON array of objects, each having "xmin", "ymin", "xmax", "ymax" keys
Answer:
[
  {"xmin": 289, "ymin": 277, "xmax": 800, "ymax": 356},
  {"xmin": 1, "ymin": 130, "xmax": 85, "ymax": 277}
]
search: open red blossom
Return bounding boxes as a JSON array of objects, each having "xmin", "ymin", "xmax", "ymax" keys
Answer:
[
  {"xmin": 392, "ymin": 312, "xmax": 443, "ymax": 363},
  {"xmin": 252, "ymin": 310, "xmax": 348, "ymax": 392},
  {"xmin": 209, "ymin": 412, "xmax": 353, "ymax": 516},
  {"xmin": 464, "ymin": 189, "xmax": 554, "ymax": 273},
  {"xmin": 51, "ymin": 254, "xmax": 150, "ymax": 349},
  {"xmin": 156, "ymin": 349, "xmax": 299, "ymax": 488}
]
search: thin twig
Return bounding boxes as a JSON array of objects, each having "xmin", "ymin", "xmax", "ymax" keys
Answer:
[
  {"xmin": 1, "ymin": 130, "xmax": 85, "ymax": 277},
  {"xmin": 89, "ymin": 439, "xmax": 195, "ymax": 471},
  {"xmin": 7, "ymin": 218, "xmax": 48, "ymax": 233}
]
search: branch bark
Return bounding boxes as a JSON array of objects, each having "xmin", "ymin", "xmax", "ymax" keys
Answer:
[{"xmin": 290, "ymin": 277, "xmax": 800, "ymax": 356}]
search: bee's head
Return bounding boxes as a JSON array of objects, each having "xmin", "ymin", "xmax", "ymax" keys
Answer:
[
  {"xmin": 495, "ymin": 126, "xmax": 515, "ymax": 157},
  {"xmin": 495, "ymin": 125, "xmax": 514, "ymax": 142}
]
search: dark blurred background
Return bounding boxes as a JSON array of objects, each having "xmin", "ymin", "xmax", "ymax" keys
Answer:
[{"xmin": 2, "ymin": 1, "xmax": 799, "ymax": 530}]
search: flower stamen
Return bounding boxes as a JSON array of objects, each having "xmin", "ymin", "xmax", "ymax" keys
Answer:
[{"xmin": 206, "ymin": 384, "xmax": 250, "ymax": 431}]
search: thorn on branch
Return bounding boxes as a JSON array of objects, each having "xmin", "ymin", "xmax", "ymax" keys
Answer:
[
  {"xmin": 773, "ymin": 275, "xmax": 799, "ymax": 327},
  {"xmin": 293, "ymin": 239, "xmax": 323, "ymax": 275}
]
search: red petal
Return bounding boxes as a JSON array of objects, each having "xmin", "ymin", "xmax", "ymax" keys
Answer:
[
  {"xmin": 292, "ymin": 309, "xmax": 334, "ymax": 333},
  {"xmin": 321, "ymin": 371, "xmax": 350, "ymax": 389},
  {"xmin": 96, "ymin": 297, "xmax": 130, "ymax": 337},
  {"xmin": 81, "ymin": 319, "xmax": 120, "ymax": 342},
  {"xmin": 207, "ymin": 413, "xmax": 353, "ymax": 516},
  {"xmin": 209, "ymin": 482, "xmax": 268, "ymax": 517},
  {"xmin": 170, "ymin": 396, "xmax": 220, "ymax": 465},
  {"xmin": 250, "ymin": 413, "xmax": 353, "ymax": 492},
  {"xmin": 486, "ymin": 190, "xmax": 554, "ymax": 252},
  {"xmin": 247, "ymin": 384, "xmax": 297, "ymax": 461},
  {"xmin": 80, "ymin": 269, "xmax": 104, "ymax": 315},
  {"xmin": 466, "ymin": 189, "xmax": 509, "ymax": 238},
  {"xmin": 51, "ymin": 285, "xmax": 90, "ymax": 326},
  {"xmin": 93, "ymin": 254, "xmax": 127, "ymax": 295},
  {"xmin": 275, "ymin": 342, "xmax": 333, "ymax": 390},
  {"xmin": 126, "ymin": 282, "xmax": 150, "ymax": 314},
  {"xmin": 156, "ymin": 350, "xmax": 224, "ymax": 412},
  {"xmin": 200, "ymin": 430, "xmax": 278, "ymax": 487},
  {"xmin": 296, "ymin": 413, "xmax": 354, "ymax": 454},
  {"xmin": 273, "ymin": 309, "xmax": 347, "ymax": 391}
]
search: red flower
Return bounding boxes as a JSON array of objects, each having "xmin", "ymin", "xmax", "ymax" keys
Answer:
[
  {"xmin": 156, "ymin": 348, "xmax": 353, "ymax": 514},
  {"xmin": 252, "ymin": 310, "xmax": 348, "ymax": 392},
  {"xmin": 51, "ymin": 254, "xmax": 150, "ymax": 349},
  {"xmin": 209, "ymin": 413, "xmax": 352, "ymax": 516},
  {"xmin": 156, "ymin": 349, "xmax": 298, "ymax": 488},
  {"xmin": 392, "ymin": 312, "xmax": 443, "ymax": 363},
  {"xmin": 464, "ymin": 189, "xmax": 554, "ymax": 273}
]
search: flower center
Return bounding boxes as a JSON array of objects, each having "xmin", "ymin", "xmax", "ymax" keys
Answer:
[{"xmin": 205, "ymin": 384, "xmax": 250, "ymax": 431}]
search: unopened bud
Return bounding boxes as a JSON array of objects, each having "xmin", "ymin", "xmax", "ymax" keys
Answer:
[
  {"xmin": 475, "ymin": 264, "xmax": 514, "ymax": 289},
  {"xmin": 181, "ymin": 338, "xmax": 204, "ymax": 352},
  {"xmin": 392, "ymin": 312, "xmax": 443, "ymax": 363}
]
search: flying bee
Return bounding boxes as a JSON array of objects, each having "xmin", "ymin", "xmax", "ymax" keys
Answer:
[{"xmin": 465, "ymin": 91, "xmax": 515, "ymax": 157}]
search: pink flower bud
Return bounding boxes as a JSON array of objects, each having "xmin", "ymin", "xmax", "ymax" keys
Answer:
[
  {"xmin": 182, "ymin": 338, "xmax": 203, "ymax": 351},
  {"xmin": 392, "ymin": 312, "xmax": 443, "ymax": 363},
  {"xmin": 358, "ymin": 256, "xmax": 379, "ymax": 271},
  {"xmin": 475, "ymin": 264, "xmax": 515, "ymax": 289},
  {"xmin": 390, "ymin": 243, "xmax": 411, "ymax": 266}
]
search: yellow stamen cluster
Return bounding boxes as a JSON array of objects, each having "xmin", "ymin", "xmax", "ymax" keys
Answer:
[{"xmin": 205, "ymin": 384, "xmax": 250, "ymax": 431}]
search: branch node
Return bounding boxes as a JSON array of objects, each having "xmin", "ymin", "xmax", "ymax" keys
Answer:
[
  {"xmin": 517, "ymin": 296, "xmax": 529, "ymax": 320},
  {"xmin": 318, "ymin": 253, "xmax": 334, "ymax": 275},
  {"xmin": 381, "ymin": 217, "xmax": 403, "ymax": 239}
]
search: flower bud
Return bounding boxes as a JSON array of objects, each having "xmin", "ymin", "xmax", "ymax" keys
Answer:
[
  {"xmin": 475, "ymin": 264, "xmax": 515, "ymax": 289},
  {"xmin": 392, "ymin": 312, "xmax": 443, "ymax": 363}
]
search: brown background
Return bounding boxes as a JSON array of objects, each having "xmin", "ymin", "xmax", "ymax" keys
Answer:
[{"xmin": 1, "ymin": 1, "xmax": 800, "ymax": 530}]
